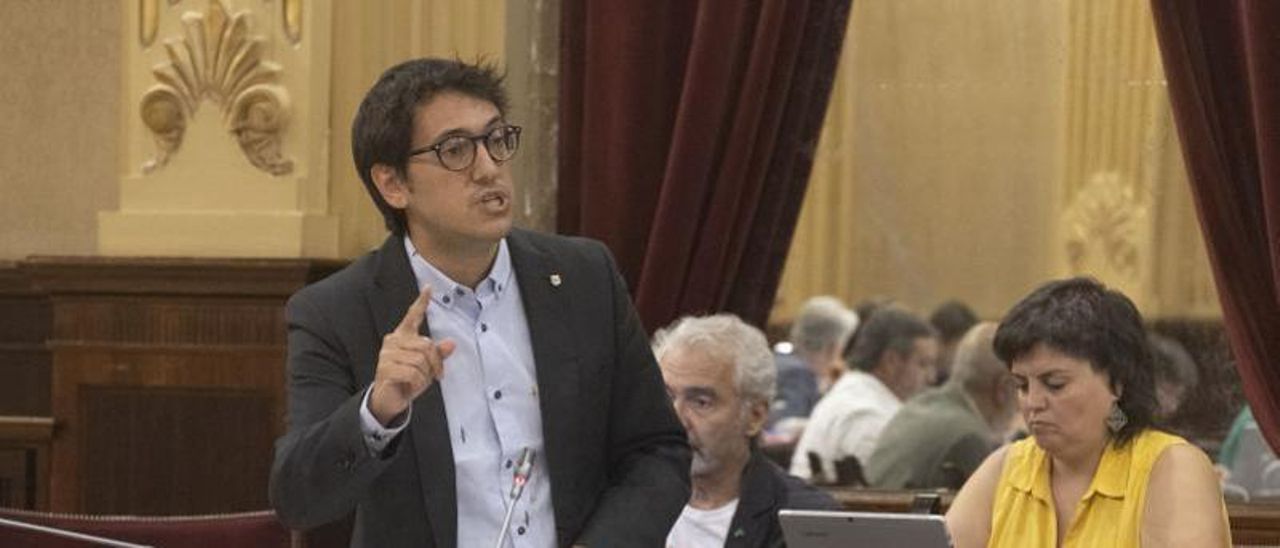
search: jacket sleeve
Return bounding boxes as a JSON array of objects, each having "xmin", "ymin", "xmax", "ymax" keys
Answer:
[
  {"xmin": 269, "ymin": 290, "xmax": 399, "ymax": 529},
  {"xmin": 574, "ymin": 243, "xmax": 692, "ymax": 547}
]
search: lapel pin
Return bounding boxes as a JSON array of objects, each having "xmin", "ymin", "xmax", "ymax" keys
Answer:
[{"xmin": 549, "ymin": 274, "xmax": 562, "ymax": 287}]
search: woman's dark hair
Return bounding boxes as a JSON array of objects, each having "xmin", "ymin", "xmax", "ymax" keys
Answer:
[
  {"xmin": 993, "ymin": 277, "xmax": 1157, "ymax": 445},
  {"xmin": 351, "ymin": 58, "xmax": 509, "ymax": 234}
]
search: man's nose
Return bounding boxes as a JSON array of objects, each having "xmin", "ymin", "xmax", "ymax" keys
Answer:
[{"xmin": 470, "ymin": 141, "xmax": 502, "ymax": 182}]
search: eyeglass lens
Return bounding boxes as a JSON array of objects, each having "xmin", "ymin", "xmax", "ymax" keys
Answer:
[{"xmin": 437, "ymin": 126, "xmax": 520, "ymax": 170}]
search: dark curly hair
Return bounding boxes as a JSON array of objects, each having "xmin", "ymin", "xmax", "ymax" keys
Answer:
[
  {"xmin": 351, "ymin": 58, "xmax": 509, "ymax": 234},
  {"xmin": 993, "ymin": 277, "xmax": 1157, "ymax": 445}
]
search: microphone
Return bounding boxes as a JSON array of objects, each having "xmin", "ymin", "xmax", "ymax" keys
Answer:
[{"xmin": 494, "ymin": 447, "xmax": 535, "ymax": 548}]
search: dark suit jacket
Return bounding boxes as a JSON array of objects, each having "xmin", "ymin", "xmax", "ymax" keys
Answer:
[
  {"xmin": 725, "ymin": 450, "xmax": 840, "ymax": 548},
  {"xmin": 269, "ymin": 229, "xmax": 691, "ymax": 547}
]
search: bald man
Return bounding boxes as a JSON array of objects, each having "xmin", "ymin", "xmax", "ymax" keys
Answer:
[{"xmin": 864, "ymin": 323, "xmax": 1017, "ymax": 490}]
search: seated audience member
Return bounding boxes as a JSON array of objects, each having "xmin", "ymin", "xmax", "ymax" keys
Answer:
[
  {"xmin": 1217, "ymin": 406, "xmax": 1280, "ymax": 500},
  {"xmin": 946, "ymin": 277, "xmax": 1231, "ymax": 548},
  {"xmin": 842, "ymin": 296, "xmax": 896, "ymax": 359},
  {"xmin": 1147, "ymin": 332, "xmax": 1199, "ymax": 421},
  {"xmin": 929, "ymin": 300, "xmax": 980, "ymax": 385},
  {"xmin": 767, "ymin": 296, "xmax": 859, "ymax": 433},
  {"xmin": 790, "ymin": 307, "xmax": 939, "ymax": 483},
  {"xmin": 654, "ymin": 314, "xmax": 840, "ymax": 547},
  {"xmin": 865, "ymin": 322, "xmax": 1017, "ymax": 490}
]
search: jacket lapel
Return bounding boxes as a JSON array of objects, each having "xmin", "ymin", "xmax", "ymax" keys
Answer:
[
  {"xmin": 369, "ymin": 234, "xmax": 457, "ymax": 548},
  {"xmin": 726, "ymin": 451, "xmax": 780, "ymax": 548},
  {"xmin": 506, "ymin": 229, "xmax": 581, "ymax": 539}
]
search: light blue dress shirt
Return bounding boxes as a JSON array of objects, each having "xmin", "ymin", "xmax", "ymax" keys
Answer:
[{"xmin": 358, "ymin": 236, "xmax": 555, "ymax": 548}]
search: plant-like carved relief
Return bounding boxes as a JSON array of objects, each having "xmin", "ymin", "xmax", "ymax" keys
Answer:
[
  {"xmin": 1063, "ymin": 172, "xmax": 1147, "ymax": 281},
  {"xmin": 282, "ymin": 0, "xmax": 303, "ymax": 45},
  {"xmin": 140, "ymin": 0, "xmax": 293, "ymax": 175}
]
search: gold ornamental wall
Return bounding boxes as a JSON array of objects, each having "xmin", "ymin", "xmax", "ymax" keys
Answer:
[
  {"xmin": 774, "ymin": 0, "xmax": 1218, "ymax": 322},
  {"xmin": 73, "ymin": 0, "xmax": 555, "ymax": 259}
]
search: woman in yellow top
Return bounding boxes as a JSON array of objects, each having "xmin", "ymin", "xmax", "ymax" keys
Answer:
[{"xmin": 946, "ymin": 277, "xmax": 1231, "ymax": 547}]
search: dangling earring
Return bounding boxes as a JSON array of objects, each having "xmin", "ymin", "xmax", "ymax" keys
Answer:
[{"xmin": 1106, "ymin": 400, "xmax": 1128, "ymax": 434}]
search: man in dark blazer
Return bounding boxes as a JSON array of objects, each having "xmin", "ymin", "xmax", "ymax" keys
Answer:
[{"xmin": 269, "ymin": 58, "xmax": 691, "ymax": 548}]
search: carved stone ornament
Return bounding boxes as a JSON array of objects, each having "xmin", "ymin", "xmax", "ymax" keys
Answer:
[
  {"xmin": 1062, "ymin": 172, "xmax": 1147, "ymax": 280},
  {"xmin": 140, "ymin": 0, "xmax": 293, "ymax": 175}
]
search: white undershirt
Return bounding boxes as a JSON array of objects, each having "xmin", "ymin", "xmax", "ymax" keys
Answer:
[{"xmin": 665, "ymin": 499, "xmax": 740, "ymax": 548}]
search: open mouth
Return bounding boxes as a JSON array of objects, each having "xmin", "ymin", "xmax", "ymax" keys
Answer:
[{"xmin": 478, "ymin": 190, "xmax": 509, "ymax": 209}]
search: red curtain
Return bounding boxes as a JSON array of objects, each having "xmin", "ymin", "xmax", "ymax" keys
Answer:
[
  {"xmin": 1150, "ymin": 0, "xmax": 1280, "ymax": 450},
  {"xmin": 559, "ymin": 0, "xmax": 853, "ymax": 332}
]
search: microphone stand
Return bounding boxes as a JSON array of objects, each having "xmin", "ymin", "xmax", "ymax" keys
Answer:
[{"xmin": 494, "ymin": 447, "xmax": 535, "ymax": 548}]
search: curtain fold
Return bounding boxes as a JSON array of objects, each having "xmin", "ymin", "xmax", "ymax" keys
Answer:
[
  {"xmin": 559, "ymin": 0, "xmax": 853, "ymax": 332},
  {"xmin": 1150, "ymin": 0, "xmax": 1280, "ymax": 449}
]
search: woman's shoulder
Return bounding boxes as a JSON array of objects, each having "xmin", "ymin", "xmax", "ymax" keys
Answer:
[
  {"xmin": 1129, "ymin": 429, "xmax": 1197, "ymax": 466},
  {"xmin": 945, "ymin": 444, "xmax": 1013, "ymax": 548},
  {"xmin": 1141, "ymin": 430, "xmax": 1231, "ymax": 546}
]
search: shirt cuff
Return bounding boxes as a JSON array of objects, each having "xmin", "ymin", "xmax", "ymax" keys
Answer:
[{"xmin": 359, "ymin": 385, "xmax": 411, "ymax": 456}]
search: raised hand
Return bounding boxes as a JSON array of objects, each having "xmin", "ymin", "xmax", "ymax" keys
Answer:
[{"xmin": 368, "ymin": 288, "xmax": 456, "ymax": 426}]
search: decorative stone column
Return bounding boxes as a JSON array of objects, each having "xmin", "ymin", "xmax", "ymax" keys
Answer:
[{"xmin": 100, "ymin": 0, "xmax": 338, "ymax": 258}]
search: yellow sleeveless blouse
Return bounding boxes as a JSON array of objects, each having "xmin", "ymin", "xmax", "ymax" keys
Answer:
[{"xmin": 987, "ymin": 429, "xmax": 1219, "ymax": 548}]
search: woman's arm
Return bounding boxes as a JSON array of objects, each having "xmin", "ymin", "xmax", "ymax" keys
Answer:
[
  {"xmin": 1142, "ymin": 443, "xmax": 1231, "ymax": 548},
  {"xmin": 946, "ymin": 445, "xmax": 1007, "ymax": 548}
]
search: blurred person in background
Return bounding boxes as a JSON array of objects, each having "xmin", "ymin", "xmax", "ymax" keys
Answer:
[
  {"xmin": 790, "ymin": 307, "xmax": 938, "ymax": 483},
  {"xmin": 929, "ymin": 300, "xmax": 980, "ymax": 385},
  {"xmin": 865, "ymin": 322, "xmax": 1017, "ymax": 490},
  {"xmin": 766, "ymin": 296, "xmax": 859, "ymax": 441}
]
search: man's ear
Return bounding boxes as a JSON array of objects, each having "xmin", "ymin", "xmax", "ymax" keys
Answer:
[
  {"xmin": 370, "ymin": 163, "xmax": 410, "ymax": 209},
  {"xmin": 744, "ymin": 400, "xmax": 769, "ymax": 438}
]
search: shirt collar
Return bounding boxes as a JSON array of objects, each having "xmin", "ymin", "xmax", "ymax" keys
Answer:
[
  {"xmin": 1009, "ymin": 438, "xmax": 1129, "ymax": 503},
  {"xmin": 402, "ymin": 236, "xmax": 513, "ymax": 307},
  {"xmin": 1084, "ymin": 440, "xmax": 1130, "ymax": 499},
  {"xmin": 1007, "ymin": 439, "xmax": 1051, "ymax": 502}
]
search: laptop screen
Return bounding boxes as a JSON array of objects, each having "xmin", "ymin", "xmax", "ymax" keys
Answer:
[{"xmin": 779, "ymin": 509, "xmax": 953, "ymax": 548}]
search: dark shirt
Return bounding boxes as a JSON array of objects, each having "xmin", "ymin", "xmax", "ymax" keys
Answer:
[
  {"xmin": 725, "ymin": 450, "xmax": 841, "ymax": 548},
  {"xmin": 767, "ymin": 352, "xmax": 820, "ymax": 428}
]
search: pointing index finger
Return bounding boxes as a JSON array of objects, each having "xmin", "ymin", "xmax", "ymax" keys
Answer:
[{"xmin": 397, "ymin": 287, "xmax": 432, "ymax": 335}]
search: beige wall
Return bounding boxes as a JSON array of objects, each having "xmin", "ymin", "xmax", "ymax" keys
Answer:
[
  {"xmin": 774, "ymin": 0, "xmax": 1218, "ymax": 322},
  {"xmin": 0, "ymin": 1, "xmax": 121, "ymax": 260},
  {"xmin": 328, "ymin": 0, "xmax": 509, "ymax": 256},
  {"xmin": 0, "ymin": 1, "xmax": 554, "ymax": 260}
]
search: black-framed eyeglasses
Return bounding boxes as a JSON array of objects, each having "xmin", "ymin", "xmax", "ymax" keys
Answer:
[{"xmin": 408, "ymin": 125, "xmax": 522, "ymax": 171}]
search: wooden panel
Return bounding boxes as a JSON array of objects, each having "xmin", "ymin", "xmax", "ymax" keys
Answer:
[
  {"xmin": 0, "ymin": 416, "xmax": 54, "ymax": 510},
  {"xmin": 47, "ymin": 340, "xmax": 288, "ymax": 514},
  {"xmin": 21, "ymin": 256, "xmax": 342, "ymax": 514},
  {"xmin": 0, "ymin": 263, "xmax": 51, "ymax": 415},
  {"xmin": 80, "ymin": 386, "xmax": 274, "ymax": 514}
]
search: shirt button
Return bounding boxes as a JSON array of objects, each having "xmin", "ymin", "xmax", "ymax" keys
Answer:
[
  {"xmin": 517, "ymin": 526, "xmax": 526, "ymax": 535},
  {"xmin": 454, "ymin": 288, "xmax": 464, "ymax": 296},
  {"xmin": 493, "ymin": 390, "xmax": 502, "ymax": 400},
  {"xmin": 442, "ymin": 295, "xmax": 451, "ymax": 304},
  {"xmin": 505, "ymin": 459, "xmax": 513, "ymax": 469},
  {"xmin": 480, "ymin": 323, "xmax": 488, "ymax": 333}
]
